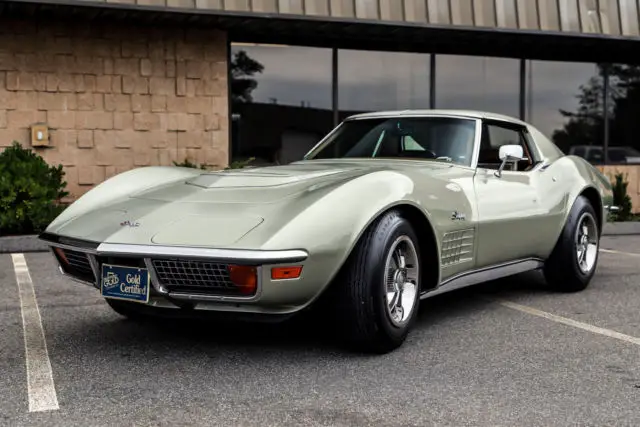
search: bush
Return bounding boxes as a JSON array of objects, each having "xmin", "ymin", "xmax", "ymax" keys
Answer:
[
  {"xmin": 610, "ymin": 172, "xmax": 633, "ymax": 221},
  {"xmin": 0, "ymin": 141, "xmax": 69, "ymax": 236},
  {"xmin": 173, "ymin": 157, "xmax": 255, "ymax": 170},
  {"xmin": 225, "ymin": 157, "xmax": 255, "ymax": 170},
  {"xmin": 172, "ymin": 159, "xmax": 207, "ymax": 169}
]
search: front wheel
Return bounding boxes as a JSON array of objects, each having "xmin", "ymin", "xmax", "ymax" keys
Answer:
[
  {"xmin": 330, "ymin": 210, "xmax": 422, "ymax": 354},
  {"xmin": 543, "ymin": 195, "xmax": 600, "ymax": 292}
]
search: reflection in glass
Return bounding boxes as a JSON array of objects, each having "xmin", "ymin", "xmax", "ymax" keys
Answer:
[
  {"xmin": 305, "ymin": 116, "xmax": 477, "ymax": 167},
  {"xmin": 524, "ymin": 60, "xmax": 605, "ymax": 159},
  {"xmin": 607, "ymin": 64, "xmax": 640, "ymax": 164},
  {"xmin": 435, "ymin": 55, "xmax": 520, "ymax": 117},
  {"xmin": 230, "ymin": 43, "xmax": 333, "ymax": 165},
  {"xmin": 337, "ymin": 50, "xmax": 430, "ymax": 121}
]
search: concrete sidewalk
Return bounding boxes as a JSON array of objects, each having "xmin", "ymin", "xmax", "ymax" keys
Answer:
[{"xmin": 2, "ymin": 221, "xmax": 639, "ymax": 254}]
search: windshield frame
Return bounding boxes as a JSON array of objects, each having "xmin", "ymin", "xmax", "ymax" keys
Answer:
[{"xmin": 303, "ymin": 114, "xmax": 483, "ymax": 169}]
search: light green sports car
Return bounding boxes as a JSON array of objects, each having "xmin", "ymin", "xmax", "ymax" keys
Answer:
[{"xmin": 40, "ymin": 109, "xmax": 616, "ymax": 353}]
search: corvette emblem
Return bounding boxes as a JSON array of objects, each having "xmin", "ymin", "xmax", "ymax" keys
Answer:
[
  {"xmin": 451, "ymin": 211, "xmax": 466, "ymax": 221},
  {"xmin": 120, "ymin": 220, "xmax": 140, "ymax": 227}
]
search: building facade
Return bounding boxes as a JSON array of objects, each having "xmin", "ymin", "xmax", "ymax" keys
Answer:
[{"xmin": 1, "ymin": 0, "xmax": 639, "ymax": 208}]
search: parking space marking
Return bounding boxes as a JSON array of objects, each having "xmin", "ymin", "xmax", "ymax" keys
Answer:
[
  {"xmin": 499, "ymin": 299, "xmax": 640, "ymax": 347},
  {"xmin": 600, "ymin": 248, "xmax": 640, "ymax": 257},
  {"xmin": 11, "ymin": 253, "xmax": 59, "ymax": 413}
]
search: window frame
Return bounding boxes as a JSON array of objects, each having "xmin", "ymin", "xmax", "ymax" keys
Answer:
[
  {"xmin": 304, "ymin": 114, "xmax": 483, "ymax": 170},
  {"xmin": 476, "ymin": 118, "xmax": 541, "ymax": 172}
]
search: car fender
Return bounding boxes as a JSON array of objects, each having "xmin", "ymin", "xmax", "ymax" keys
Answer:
[
  {"xmin": 548, "ymin": 155, "xmax": 613, "ymax": 247},
  {"xmin": 45, "ymin": 166, "xmax": 202, "ymax": 234},
  {"xmin": 260, "ymin": 169, "xmax": 469, "ymax": 295}
]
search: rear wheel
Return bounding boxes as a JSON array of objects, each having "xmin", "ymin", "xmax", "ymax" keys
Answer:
[
  {"xmin": 543, "ymin": 195, "xmax": 600, "ymax": 292},
  {"xmin": 329, "ymin": 210, "xmax": 422, "ymax": 354}
]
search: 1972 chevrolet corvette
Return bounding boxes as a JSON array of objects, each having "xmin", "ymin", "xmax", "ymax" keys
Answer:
[{"xmin": 40, "ymin": 109, "xmax": 616, "ymax": 353}]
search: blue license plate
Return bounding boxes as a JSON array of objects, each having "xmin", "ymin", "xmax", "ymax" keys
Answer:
[{"xmin": 100, "ymin": 264, "xmax": 150, "ymax": 304}]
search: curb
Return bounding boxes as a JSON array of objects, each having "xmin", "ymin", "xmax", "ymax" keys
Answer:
[
  {"xmin": 2, "ymin": 222, "xmax": 640, "ymax": 254},
  {"xmin": 602, "ymin": 222, "xmax": 640, "ymax": 236},
  {"xmin": 0, "ymin": 235, "xmax": 49, "ymax": 254}
]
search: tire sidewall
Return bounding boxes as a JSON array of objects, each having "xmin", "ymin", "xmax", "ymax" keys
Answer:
[
  {"xmin": 365, "ymin": 214, "xmax": 422, "ymax": 343},
  {"xmin": 562, "ymin": 196, "xmax": 600, "ymax": 282}
]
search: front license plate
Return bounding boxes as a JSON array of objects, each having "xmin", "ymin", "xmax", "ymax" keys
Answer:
[{"xmin": 100, "ymin": 264, "xmax": 150, "ymax": 304}]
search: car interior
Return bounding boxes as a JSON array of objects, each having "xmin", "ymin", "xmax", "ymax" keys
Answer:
[
  {"xmin": 312, "ymin": 117, "xmax": 538, "ymax": 172},
  {"xmin": 341, "ymin": 118, "xmax": 477, "ymax": 167},
  {"xmin": 477, "ymin": 122, "xmax": 536, "ymax": 171}
]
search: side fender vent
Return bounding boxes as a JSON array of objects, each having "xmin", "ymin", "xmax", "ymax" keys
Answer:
[{"xmin": 441, "ymin": 229, "xmax": 475, "ymax": 266}]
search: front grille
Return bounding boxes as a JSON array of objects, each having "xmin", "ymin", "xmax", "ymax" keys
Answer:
[
  {"xmin": 151, "ymin": 259, "xmax": 247, "ymax": 296},
  {"xmin": 60, "ymin": 249, "xmax": 95, "ymax": 282}
]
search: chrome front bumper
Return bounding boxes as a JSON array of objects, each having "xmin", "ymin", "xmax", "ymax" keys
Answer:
[{"xmin": 40, "ymin": 232, "xmax": 311, "ymax": 313}]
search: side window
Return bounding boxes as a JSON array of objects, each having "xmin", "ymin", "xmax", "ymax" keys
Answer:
[
  {"xmin": 402, "ymin": 136, "xmax": 425, "ymax": 151},
  {"xmin": 487, "ymin": 126, "xmax": 522, "ymax": 149},
  {"xmin": 477, "ymin": 122, "xmax": 534, "ymax": 171}
]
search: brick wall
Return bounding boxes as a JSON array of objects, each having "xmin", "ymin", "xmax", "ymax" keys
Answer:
[{"xmin": 0, "ymin": 18, "xmax": 229, "ymax": 200}]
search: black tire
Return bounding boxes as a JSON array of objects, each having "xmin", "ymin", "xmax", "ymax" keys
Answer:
[
  {"xmin": 543, "ymin": 195, "xmax": 600, "ymax": 292},
  {"xmin": 328, "ymin": 209, "xmax": 422, "ymax": 354}
]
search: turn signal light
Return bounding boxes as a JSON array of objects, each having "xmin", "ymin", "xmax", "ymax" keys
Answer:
[
  {"xmin": 271, "ymin": 266, "xmax": 303, "ymax": 280},
  {"xmin": 53, "ymin": 247, "xmax": 68, "ymax": 265},
  {"xmin": 227, "ymin": 265, "xmax": 258, "ymax": 295}
]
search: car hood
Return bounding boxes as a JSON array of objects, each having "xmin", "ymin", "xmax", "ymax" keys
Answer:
[{"xmin": 51, "ymin": 160, "xmax": 453, "ymax": 248}]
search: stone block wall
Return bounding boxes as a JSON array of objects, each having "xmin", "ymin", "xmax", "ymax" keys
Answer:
[
  {"xmin": 598, "ymin": 165, "xmax": 640, "ymax": 214},
  {"xmin": 0, "ymin": 18, "xmax": 229, "ymax": 200}
]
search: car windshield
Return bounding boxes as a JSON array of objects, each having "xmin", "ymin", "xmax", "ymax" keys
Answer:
[{"xmin": 305, "ymin": 116, "xmax": 477, "ymax": 167}]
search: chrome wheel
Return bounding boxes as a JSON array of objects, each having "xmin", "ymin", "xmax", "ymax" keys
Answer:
[
  {"xmin": 575, "ymin": 212, "xmax": 598, "ymax": 274},
  {"xmin": 384, "ymin": 235, "xmax": 419, "ymax": 327}
]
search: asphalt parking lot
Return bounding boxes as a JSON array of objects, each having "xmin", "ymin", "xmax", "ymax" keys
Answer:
[{"xmin": 1, "ymin": 236, "xmax": 640, "ymax": 427}]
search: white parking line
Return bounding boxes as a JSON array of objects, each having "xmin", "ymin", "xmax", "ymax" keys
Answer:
[
  {"xmin": 11, "ymin": 254, "xmax": 59, "ymax": 412},
  {"xmin": 600, "ymin": 248, "xmax": 640, "ymax": 257},
  {"xmin": 498, "ymin": 299, "xmax": 640, "ymax": 347}
]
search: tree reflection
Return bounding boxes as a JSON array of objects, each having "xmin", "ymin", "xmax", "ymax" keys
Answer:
[
  {"xmin": 552, "ymin": 63, "xmax": 640, "ymax": 163},
  {"xmin": 230, "ymin": 50, "xmax": 264, "ymax": 103}
]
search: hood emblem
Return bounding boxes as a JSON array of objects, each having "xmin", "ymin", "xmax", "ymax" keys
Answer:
[{"xmin": 120, "ymin": 220, "xmax": 140, "ymax": 228}]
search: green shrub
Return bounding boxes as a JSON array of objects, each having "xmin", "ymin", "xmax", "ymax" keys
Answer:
[
  {"xmin": 173, "ymin": 157, "xmax": 255, "ymax": 170},
  {"xmin": 172, "ymin": 159, "xmax": 207, "ymax": 169},
  {"xmin": 0, "ymin": 141, "xmax": 69, "ymax": 236},
  {"xmin": 225, "ymin": 157, "xmax": 255, "ymax": 170},
  {"xmin": 610, "ymin": 172, "xmax": 633, "ymax": 221}
]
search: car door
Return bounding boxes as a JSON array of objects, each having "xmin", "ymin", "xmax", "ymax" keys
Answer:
[{"xmin": 472, "ymin": 119, "xmax": 553, "ymax": 268}]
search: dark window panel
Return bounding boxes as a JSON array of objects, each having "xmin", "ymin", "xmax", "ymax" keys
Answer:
[
  {"xmin": 229, "ymin": 43, "xmax": 333, "ymax": 165},
  {"xmin": 525, "ymin": 60, "xmax": 606, "ymax": 162},
  {"xmin": 606, "ymin": 63, "xmax": 640, "ymax": 165},
  {"xmin": 435, "ymin": 55, "xmax": 520, "ymax": 118},
  {"xmin": 337, "ymin": 49, "xmax": 431, "ymax": 121}
]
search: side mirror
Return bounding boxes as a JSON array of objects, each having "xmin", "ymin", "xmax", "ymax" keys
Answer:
[
  {"xmin": 499, "ymin": 144, "xmax": 524, "ymax": 161},
  {"xmin": 495, "ymin": 144, "xmax": 525, "ymax": 177}
]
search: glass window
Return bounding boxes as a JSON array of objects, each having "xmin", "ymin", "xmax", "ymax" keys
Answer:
[
  {"xmin": 230, "ymin": 43, "xmax": 333, "ymax": 166},
  {"xmin": 337, "ymin": 50, "xmax": 430, "ymax": 121},
  {"xmin": 479, "ymin": 122, "xmax": 535, "ymax": 171},
  {"xmin": 607, "ymin": 64, "xmax": 640, "ymax": 165},
  {"xmin": 525, "ymin": 60, "xmax": 604, "ymax": 159},
  {"xmin": 487, "ymin": 125, "xmax": 523, "ymax": 148},
  {"xmin": 435, "ymin": 55, "xmax": 520, "ymax": 117},
  {"xmin": 305, "ymin": 116, "xmax": 477, "ymax": 167}
]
